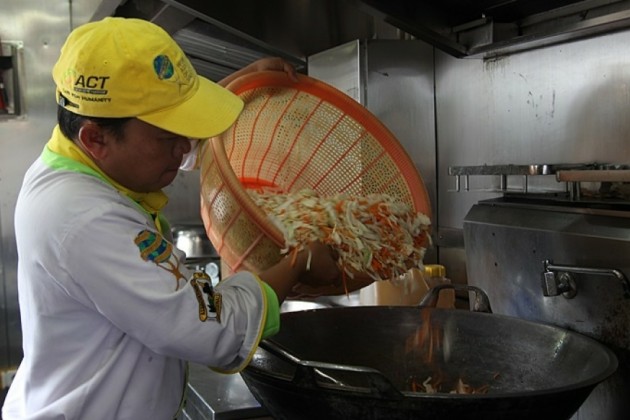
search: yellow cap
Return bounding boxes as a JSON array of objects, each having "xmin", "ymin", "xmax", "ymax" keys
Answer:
[
  {"xmin": 424, "ymin": 264, "xmax": 446, "ymax": 278},
  {"xmin": 53, "ymin": 17, "xmax": 244, "ymax": 138}
]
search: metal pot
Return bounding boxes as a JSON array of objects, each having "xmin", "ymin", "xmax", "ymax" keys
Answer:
[
  {"xmin": 170, "ymin": 223, "xmax": 218, "ymax": 264},
  {"xmin": 241, "ymin": 298, "xmax": 617, "ymax": 420}
]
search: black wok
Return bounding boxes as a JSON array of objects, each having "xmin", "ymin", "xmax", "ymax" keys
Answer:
[{"xmin": 241, "ymin": 293, "xmax": 617, "ymax": 420}]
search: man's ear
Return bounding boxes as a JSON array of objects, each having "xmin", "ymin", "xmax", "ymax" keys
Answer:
[{"xmin": 77, "ymin": 122, "xmax": 109, "ymax": 160}]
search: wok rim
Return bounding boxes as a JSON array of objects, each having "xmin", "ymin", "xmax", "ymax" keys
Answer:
[{"xmin": 246, "ymin": 306, "xmax": 619, "ymax": 400}]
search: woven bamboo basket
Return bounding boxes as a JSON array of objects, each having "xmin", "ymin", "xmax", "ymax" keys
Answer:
[{"xmin": 199, "ymin": 71, "xmax": 431, "ymax": 295}]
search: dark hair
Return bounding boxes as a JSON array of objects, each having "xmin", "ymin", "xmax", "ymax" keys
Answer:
[{"xmin": 57, "ymin": 105, "xmax": 132, "ymax": 141}]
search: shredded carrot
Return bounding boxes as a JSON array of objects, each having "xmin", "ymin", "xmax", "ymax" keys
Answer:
[{"xmin": 290, "ymin": 246, "xmax": 299, "ymax": 267}]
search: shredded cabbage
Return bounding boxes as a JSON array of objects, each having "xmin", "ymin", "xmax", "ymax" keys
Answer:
[{"xmin": 249, "ymin": 189, "xmax": 431, "ymax": 281}]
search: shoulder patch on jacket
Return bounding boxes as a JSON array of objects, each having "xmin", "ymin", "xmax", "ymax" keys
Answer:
[{"xmin": 134, "ymin": 229, "xmax": 186, "ymax": 290}]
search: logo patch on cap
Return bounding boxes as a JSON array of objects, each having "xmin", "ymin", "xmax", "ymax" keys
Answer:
[{"xmin": 153, "ymin": 55, "xmax": 175, "ymax": 80}]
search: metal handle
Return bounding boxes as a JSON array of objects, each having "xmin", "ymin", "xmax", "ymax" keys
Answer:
[
  {"xmin": 257, "ymin": 339, "xmax": 403, "ymax": 399},
  {"xmin": 555, "ymin": 169, "xmax": 630, "ymax": 183},
  {"xmin": 418, "ymin": 283, "xmax": 493, "ymax": 313},
  {"xmin": 542, "ymin": 260, "xmax": 630, "ymax": 299}
]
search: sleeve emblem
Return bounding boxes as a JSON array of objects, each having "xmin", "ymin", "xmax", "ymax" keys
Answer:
[
  {"xmin": 134, "ymin": 229, "xmax": 187, "ymax": 290},
  {"xmin": 189, "ymin": 270, "xmax": 222, "ymax": 323}
]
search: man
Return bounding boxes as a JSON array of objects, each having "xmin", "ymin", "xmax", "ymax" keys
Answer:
[{"xmin": 3, "ymin": 17, "xmax": 341, "ymax": 420}]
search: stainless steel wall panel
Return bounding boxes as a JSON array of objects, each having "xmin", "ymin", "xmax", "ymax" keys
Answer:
[
  {"xmin": 365, "ymin": 40, "xmax": 437, "ymax": 227},
  {"xmin": 309, "ymin": 40, "xmax": 364, "ymax": 103},
  {"xmin": 0, "ymin": 0, "xmax": 66, "ymax": 370},
  {"xmin": 0, "ymin": 0, "xmax": 105, "ymax": 372},
  {"xmin": 436, "ymin": 29, "xmax": 630, "ymax": 232}
]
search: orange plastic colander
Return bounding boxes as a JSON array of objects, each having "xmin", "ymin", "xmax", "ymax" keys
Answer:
[{"xmin": 199, "ymin": 71, "xmax": 431, "ymax": 295}]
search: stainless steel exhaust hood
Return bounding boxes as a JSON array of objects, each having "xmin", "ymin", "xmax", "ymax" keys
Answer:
[
  {"xmin": 101, "ymin": 0, "xmax": 381, "ymax": 80},
  {"xmin": 100, "ymin": 0, "xmax": 630, "ymax": 75},
  {"xmin": 352, "ymin": 0, "xmax": 630, "ymax": 58}
]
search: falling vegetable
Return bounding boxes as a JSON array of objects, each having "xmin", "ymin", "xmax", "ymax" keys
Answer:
[
  {"xmin": 249, "ymin": 188, "xmax": 431, "ymax": 281},
  {"xmin": 406, "ymin": 310, "xmax": 494, "ymax": 395}
]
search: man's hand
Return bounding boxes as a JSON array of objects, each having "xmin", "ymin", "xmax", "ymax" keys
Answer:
[{"xmin": 257, "ymin": 240, "xmax": 341, "ymax": 302}]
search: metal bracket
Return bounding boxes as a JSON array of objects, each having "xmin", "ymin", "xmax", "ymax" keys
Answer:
[
  {"xmin": 542, "ymin": 270, "xmax": 577, "ymax": 298},
  {"xmin": 542, "ymin": 260, "xmax": 630, "ymax": 299}
]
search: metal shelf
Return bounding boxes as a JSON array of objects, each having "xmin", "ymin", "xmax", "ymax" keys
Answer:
[{"xmin": 448, "ymin": 163, "xmax": 630, "ymax": 202}]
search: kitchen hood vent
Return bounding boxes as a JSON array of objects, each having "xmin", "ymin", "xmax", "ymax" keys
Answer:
[
  {"xmin": 103, "ymin": 0, "xmax": 381, "ymax": 80},
  {"xmin": 352, "ymin": 0, "xmax": 630, "ymax": 58},
  {"xmin": 101, "ymin": 0, "xmax": 630, "ymax": 70}
]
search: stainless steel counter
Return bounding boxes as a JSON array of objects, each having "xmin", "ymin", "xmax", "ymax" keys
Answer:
[{"xmin": 182, "ymin": 363, "xmax": 271, "ymax": 420}]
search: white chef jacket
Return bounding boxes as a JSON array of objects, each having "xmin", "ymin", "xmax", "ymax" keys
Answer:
[{"xmin": 3, "ymin": 150, "xmax": 271, "ymax": 420}]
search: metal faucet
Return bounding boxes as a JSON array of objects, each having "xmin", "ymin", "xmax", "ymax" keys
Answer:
[{"xmin": 542, "ymin": 260, "xmax": 630, "ymax": 299}]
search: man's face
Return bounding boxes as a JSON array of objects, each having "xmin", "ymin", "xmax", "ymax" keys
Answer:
[{"xmin": 96, "ymin": 119, "xmax": 194, "ymax": 192}]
